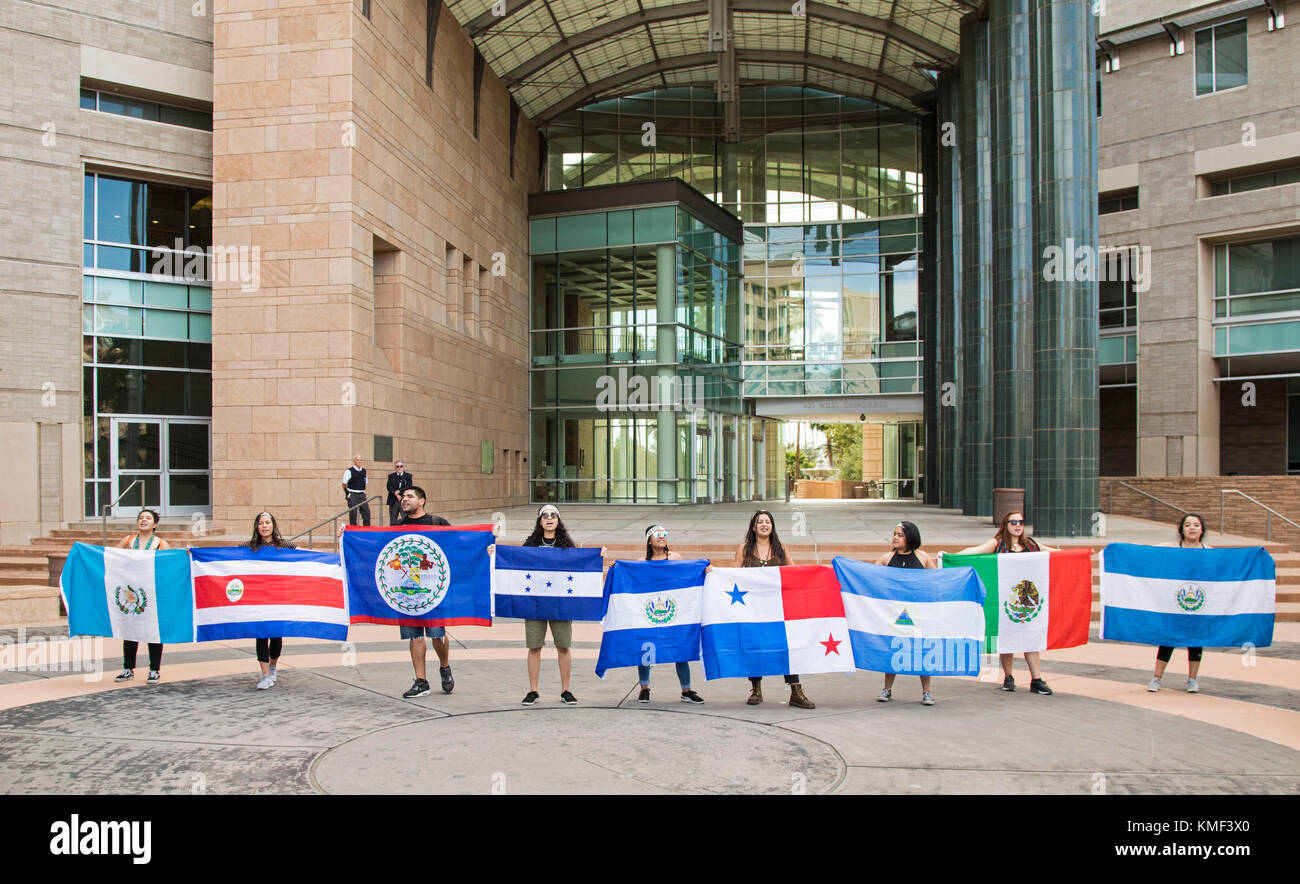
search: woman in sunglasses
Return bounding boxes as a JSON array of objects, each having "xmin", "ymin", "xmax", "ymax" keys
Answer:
[
  {"xmin": 518, "ymin": 504, "xmax": 587, "ymax": 707},
  {"xmin": 953, "ymin": 510, "xmax": 1057, "ymax": 695},
  {"xmin": 637, "ymin": 525, "xmax": 705, "ymax": 705}
]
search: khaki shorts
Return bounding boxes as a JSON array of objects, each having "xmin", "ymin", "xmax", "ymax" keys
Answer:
[{"xmin": 524, "ymin": 619, "xmax": 572, "ymax": 649}]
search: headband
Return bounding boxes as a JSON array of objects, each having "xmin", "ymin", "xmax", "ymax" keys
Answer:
[
  {"xmin": 258, "ymin": 512, "xmax": 273, "ymax": 520},
  {"xmin": 538, "ymin": 505, "xmax": 560, "ymax": 517},
  {"xmin": 645, "ymin": 525, "xmax": 667, "ymax": 537}
]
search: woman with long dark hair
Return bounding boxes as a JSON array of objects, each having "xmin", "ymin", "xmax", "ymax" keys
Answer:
[
  {"xmin": 731, "ymin": 510, "xmax": 814, "ymax": 709},
  {"xmin": 113, "ymin": 508, "xmax": 170, "ymax": 685},
  {"xmin": 1149, "ymin": 513, "xmax": 1211, "ymax": 693},
  {"xmin": 637, "ymin": 524, "xmax": 704, "ymax": 704},
  {"xmin": 953, "ymin": 510, "xmax": 1057, "ymax": 695},
  {"xmin": 873, "ymin": 521, "xmax": 939, "ymax": 705},
  {"xmin": 519, "ymin": 505, "xmax": 595, "ymax": 707},
  {"xmin": 247, "ymin": 511, "xmax": 295, "ymax": 690}
]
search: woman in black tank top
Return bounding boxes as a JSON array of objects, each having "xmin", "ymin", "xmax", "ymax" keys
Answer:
[{"xmin": 872, "ymin": 522, "xmax": 938, "ymax": 705}]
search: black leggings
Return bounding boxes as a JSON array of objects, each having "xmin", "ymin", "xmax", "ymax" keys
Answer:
[
  {"xmin": 256, "ymin": 638, "xmax": 283, "ymax": 664},
  {"xmin": 1157, "ymin": 646, "xmax": 1203, "ymax": 663},
  {"xmin": 751, "ymin": 675, "xmax": 800, "ymax": 686},
  {"xmin": 123, "ymin": 641, "xmax": 162, "ymax": 671}
]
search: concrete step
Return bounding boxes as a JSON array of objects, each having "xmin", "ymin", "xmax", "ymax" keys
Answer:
[{"xmin": 0, "ymin": 585, "xmax": 62, "ymax": 626}]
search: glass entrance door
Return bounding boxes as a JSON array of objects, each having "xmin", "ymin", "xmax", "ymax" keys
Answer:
[
  {"xmin": 110, "ymin": 419, "xmax": 162, "ymax": 516},
  {"xmin": 109, "ymin": 418, "xmax": 211, "ymax": 516},
  {"xmin": 882, "ymin": 421, "xmax": 921, "ymax": 500}
]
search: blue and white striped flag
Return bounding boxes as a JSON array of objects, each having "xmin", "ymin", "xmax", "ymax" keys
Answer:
[
  {"xmin": 595, "ymin": 560, "xmax": 708, "ymax": 677},
  {"xmin": 1100, "ymin": 544, "xmax": 1275, "ymax": 648},
  {"xmin": 833, "ymin": 556, "xmax": 985, "ymax": 676},
  {"xmin": 493, "ymin": 546, "xmax": 605, "ymax": 621},
  {"xmin": 60, "ymin": 542, "xmax": 194, "ymax": 643}
]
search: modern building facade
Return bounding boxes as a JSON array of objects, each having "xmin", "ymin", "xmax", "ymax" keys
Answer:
[{"xmin": 3, "ymin": 0, "xmax": 1294, "ymax": 546}]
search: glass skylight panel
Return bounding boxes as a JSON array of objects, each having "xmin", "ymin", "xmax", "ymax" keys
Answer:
[
  {"xmin": 645, "ymin": 19, "xmax": 712, "ymax": 55},
  {"xmin": 555, "ymin": 0, "xmax": 643, "ymax": 39},
  {"xmin": 572, "ymin": 32, "xmax": 657, "ymax": 80},
  {"xmin": 808, "ymin": 26, "xmax": 884, "ymax": 67},
  {"xmin": 734, "ymin": 13, "xmax": 806, "ymax": 54}
]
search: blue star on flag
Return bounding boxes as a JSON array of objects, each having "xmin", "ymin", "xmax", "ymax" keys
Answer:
[
  {"xmin": 567, "ymin": 588, "xmax": 573, "ymax": 594},
  {"xmin": 546, "ymin": 580, "xmax": 552, "ymax": 588},
  {"xmin": 726, "ymin": 584, "xmax": 748, "ymax": 605}
]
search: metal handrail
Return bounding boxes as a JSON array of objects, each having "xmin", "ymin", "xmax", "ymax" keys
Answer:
[
  {"xmin": 1105, "ymin": 480, "xmax": 1189, "ymax": 522},
  {"xmin": 287, "ymin": 495, "xmax": 383, "ymax": 549},
  {"xmin": 101, "ymin": 479, "xmax": 142, "ymax": 547},
  {"xmin": 1221, "ymin": 489, "xmax": 1300, "ymax": 542}
]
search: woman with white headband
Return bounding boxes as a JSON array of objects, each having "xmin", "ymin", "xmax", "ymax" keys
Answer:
[
  {"xmin": 638, "ymin": 524, "xmax": 705, "ymax": 705},
  {"xmin": 519, "ymin": 505, "xmax": 582, "ymax": 707},
  {"xmin": 247, "ymin": 511, "xmax": 295, "ymax": 690}
]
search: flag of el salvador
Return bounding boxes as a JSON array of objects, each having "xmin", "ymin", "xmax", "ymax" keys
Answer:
[{"xmin": 595, "ymin": 559, "xmax": 708, "ymax": 677}]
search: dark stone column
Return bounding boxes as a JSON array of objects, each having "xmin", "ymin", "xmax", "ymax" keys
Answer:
[
  {"xmin": 959, "ymin": 16, "xmax": 993, "ymax": 517},
  {"xmin": 937, "ymin": 72, "xmax": 963, "ymax": 511},
  {"xmin": 1031, "ymin": 0, "xmax": 1100, "ymax": 536},
  {"xmin": 921, "ymin": 111, "xmax": 940, "ymax": 506}
]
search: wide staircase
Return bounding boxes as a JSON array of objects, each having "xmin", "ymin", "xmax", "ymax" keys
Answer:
[{"xmin": 3, "ymin": 531, "xmax": 1298, "ymax": 626}]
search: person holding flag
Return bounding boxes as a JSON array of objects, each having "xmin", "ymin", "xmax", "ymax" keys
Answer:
[
  {"xmin": 247, "ymin": 512, "xmax": 294, "ymax": 690},
  {"xmin": 1149, "ymin": 513, "xmax": 1211, "ymax": 693},
  {"xmin": 951, "ymin": 510, "xmax": 1058, "ymax": 695},
  {"xmin": 113, "ymin": 509, "xmax": 170, "ymax": 685},
  {"xmin": 872, "ymin": 521, "xmax": 939, "ymax": 705},
  {"xmin": 637, "ymin": 524, "xmax": 705, "ymax": 704},
  {"xmin": 732, "ymin": 510, "xmax": 815, "ymax": 709}
]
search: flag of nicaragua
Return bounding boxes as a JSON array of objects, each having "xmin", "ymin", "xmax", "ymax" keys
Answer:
[
  {"xmin": 493, "ymin": 546, "xmax": 605, "ymax": 622},
  {"xmin": 1100, "ymin": 543, "xmax": 1275, "ymax": 648},
  {"xmin": 190, "ymin": 546, "xmax": 347, "ymax": 641},
  {"xmin": 60, "ymin": 542, "xmax": 193, "ymax": 643},
  {"xmin": 941, "ymin": 549, "xmax": 1092, "ymax": 654},
  {"xmin": 833, "ymin": 557, "xmax": 985, "ymax": 676},
  {"xmin": 595, "ymin": 559, "xmax": 708, "ymax": 677},
  {"xmin": 343, "ymin": 525, "xmax": 493, "ymax": 626},
  {"xmin": 700, "ymin": 565, "xmax": 855, "ymax": 680}
]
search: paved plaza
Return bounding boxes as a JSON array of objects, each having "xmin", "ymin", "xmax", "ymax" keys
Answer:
[{"xmin": 1, "ymin": 502, "xmax": 1296, "ymax": 795}]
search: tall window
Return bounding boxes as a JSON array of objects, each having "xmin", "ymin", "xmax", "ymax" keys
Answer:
[
  {"xmin": 1215, "ymin": 236, "xmax": 1300, "ymax": 318},
  {"xmin": 1195, "ymin": 19, "xmax": 1247, "ymax": 95}
]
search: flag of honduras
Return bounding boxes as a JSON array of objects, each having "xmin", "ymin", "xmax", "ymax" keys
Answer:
[
  {"xmin": 343, "ymin": 525, "xmax": 493, "ymax": 626},
  {"xmin": 700, "ymin": 565, "xmax": 855, "ymax": 680},
  {"xmin": 493, "ymin": 546, "xmax": 605, "ymax": 621},
  {"xmin": 1100, "ymin": 543, "xmax": 1275, "ymax": 648},
  {"xmin": 60, "ymin": 542, "xmax": 193, "ymax": 643},
  {"xmin": 941, "ymin": 549, "xmax": 1092, "ymax": 654},
  {"xmin": 833, "ymin": 557, "xmax": 985, "ymax": 676},
  {"xmin": 190, "ymin": 546, "xmax": 347, "ymax": 641},
  {"xmin": 595, "ymin": 560, "xmax": 708, "ymax": 677}
]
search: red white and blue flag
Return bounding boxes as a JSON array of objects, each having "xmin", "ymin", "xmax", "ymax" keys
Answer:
[
  {"xmin": 189, "ymin": 546, "xmax": 348, "ymax": 641},
  {"xmin": 700, "ymin": 565, "xmax": 855, "ymax": 680}
]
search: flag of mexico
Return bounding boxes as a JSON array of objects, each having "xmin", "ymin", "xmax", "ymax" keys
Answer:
[
  {"xmin": 700, "ymin": 565, "xmax": 854, "ymax": 680},
  {"xmin": 941, "ymin": 549, "xmax": 1092, "ymax": 655}
]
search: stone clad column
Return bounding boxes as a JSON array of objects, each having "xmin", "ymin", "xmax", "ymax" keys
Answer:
[
  {"xmin": 1031, "ymin": 0, "xmax": 1099, "ymax": 535},
  {"xmin": 656, "ymin": 243, "xmax": 677, "ymax": 503},
  {"xmin": 921, "ymin": 111, "xmax": 939, "ymax": 506},
  {"xmin": 937, "ymin": 72, "xmax": 963, "ymax": 511}
]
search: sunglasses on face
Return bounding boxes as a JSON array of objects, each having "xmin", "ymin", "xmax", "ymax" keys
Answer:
[
  {"xmin": 650, "ymin": 531, "xmax": 667, "ymax": 539},
  {"xmin": 1008, "ymin": 519, "xmax": 1024, "ymax": 526},
  {"xmin": 541, "ymin": 513, "xmax": 558, "ymax": 519}
]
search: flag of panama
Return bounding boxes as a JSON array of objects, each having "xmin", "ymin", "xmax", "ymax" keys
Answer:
[
  {"xmin": 1100, "ymin": 543, "xmax": 1274, "ymax": 648},
  {"xmin": 493, "ymin": 546, "xmax": 605, "ymax": 621},
  {"xmin": 342, "ymin": 525, "xmax": 493, "ymax": 626},
  {"xmin": 833, "ymin": 557, "xmax": 985, "ymax": 676},
  {"xmin": 595, "ymin": 559, "xmax": 708, "ymax": 677},
  {"xmin": 941, "ymin": 549, "xmax": 1092, "ymax": 654},
  {"xmin": 60, "ymin": 542, "xmax": 193, "ymax": 643},
  {"xmin": 700, "ymin": 565, "xmax": 854, "ymax": 680},
  {"xmin": 190, "ymin": 546, "xmax": 347, "ymax": 641}
]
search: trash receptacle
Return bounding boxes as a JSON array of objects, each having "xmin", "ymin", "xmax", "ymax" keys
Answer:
[
  {"xmin": 853, "ymin": 484, "xmax": 867, "ymax": 499},
  {"xmin": 993, "ymin": 488, "xmax": 1025, "ymax": 527}
]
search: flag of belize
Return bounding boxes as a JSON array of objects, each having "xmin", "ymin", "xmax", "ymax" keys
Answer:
[{"xmin": 342, "ymin": 525, "xmax": 493, "ymax": 627}]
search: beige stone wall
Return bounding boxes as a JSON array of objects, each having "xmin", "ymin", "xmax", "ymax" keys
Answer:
[
  {"xmin": 211, "ymin": 0, "xmax": 537, "ymax": 535},
  {"xmin": 862, "ymin": 423, "xmax": 884, "ymax": 483}
]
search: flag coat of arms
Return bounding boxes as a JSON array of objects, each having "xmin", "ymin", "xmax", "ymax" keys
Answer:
[
  {"xmin": 833, "ymin": 556, "xmax": 985, "ymax": 676},
  {"xmin": 190, "ymin": 546, "xmax": 347, "ymax": 641},
  {"xmin": 342, "ymin": 525, "xmax": 493, "ymax": 626},
  {"xmin": 493, "ymin": 546, "xmax": 605, "ymax": 622},
  {"xmin": 60, "ymin": 542, "xmax": 193, "ymax": 643},
  {"xmin": 1100, "ymin": 543, "xmax": 1275, "ymax": 648},
  {"xmin": 595, "ymin": 559, "xmax": 708, "ymax": 677},
  {"xmin": 700, "ymin": 565, "xmax": 854, "ymax": 680},
  {"xmin": 941, "ymin": 549, "xmax": 1092, "ymax": 654}
]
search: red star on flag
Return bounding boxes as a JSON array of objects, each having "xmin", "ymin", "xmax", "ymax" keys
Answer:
[{"xmin": 821, "ymin": 633, "xmax": 842, "ymax": 655}]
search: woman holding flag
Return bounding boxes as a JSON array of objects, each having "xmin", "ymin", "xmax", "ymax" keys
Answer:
[
  {"xmin": 638, "ymin": 525, "xmax": 705, "ymax": 705},
  {"xmin": 732, "ymin": 510, "xmax": 816, "ymax": 710},
  {"xmin": 873, "ymin": 521, "xmax": 939, "ymax": 705},
  {"xmin": 952, "ymin": 510, "xmax": 1057, "ymax": 696},
  {"xmin": 247, "ymin": 512, "xmax": 295, "ymax": 690},
  {"xmin": 520, "ymin": 505, "xmax": 584, "ymax": 707},
  {"xmin": 1149, "ymin": 513, "xmax": 1211, "ymax": 693},
  {"xmin": 113, "ymin": 509, "xmax": 170, "ymax": 685}
]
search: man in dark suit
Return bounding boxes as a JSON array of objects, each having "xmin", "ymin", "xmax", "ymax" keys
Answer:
[{"xmin": 385, "ymin": 461, "xmax": 413, "ymax": 525}]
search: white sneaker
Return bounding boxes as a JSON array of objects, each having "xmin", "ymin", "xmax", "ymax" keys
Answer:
[
  {"xmin": 1186, "ymin": 678, "xmax": 1199, "ymax": 693},
  {"xmin": 1147, "ymin": 677, "xmax": 1161, "ymax": 692},
  {"xmin": 921, "ymin": 691, "xmax": 935, "ymax": 706},
  {"xmin": 877, "ymin": 689, "xmax": 892, "ymax": 702},
  {"xmin": 256, "ymin": 674, "xmax": 274, "ymax": 690},
  {"xmin": 268, "ymin": 666, "xmax": 278, "ymax": 685}
]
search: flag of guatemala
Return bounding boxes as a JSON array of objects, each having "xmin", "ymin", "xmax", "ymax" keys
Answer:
[
  {"xmin": 493, "ymin": 546, "xmax": 605, "ymax": 621},
  {"xmin": 60, "ymin": 542, "xmax": 194, "ymax": 643},
  {"xmin": 833, "ymin": 557, "xmax": 985, "ymax": 676},
  {"xmin": 1100, "ymin": 543, "xmax": 1275, "ymax": 648},
  {"xmin": 595, "ymin": 559, "xmax": 708, "ymax": 677},
  {"xmin": 342, "ymin": 525, "xmax": 493, "ymax": 626}
]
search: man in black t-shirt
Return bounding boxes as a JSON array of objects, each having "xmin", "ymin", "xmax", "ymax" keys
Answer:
[{"xmin": 393, "ymin": 486, "xmax": 454, "ymax": 698}]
